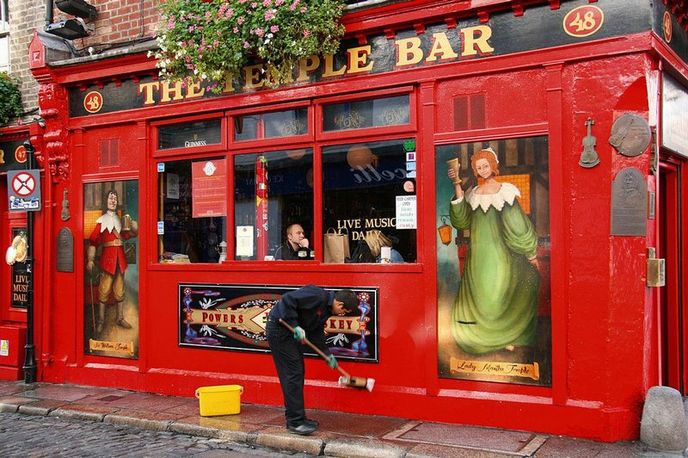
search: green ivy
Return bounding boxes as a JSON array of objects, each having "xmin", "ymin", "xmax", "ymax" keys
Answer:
[
  {"xmin": 0, "ymin": 72, "xmax": 23, "ymax": 126},
  {"xmin": 155, "ymin": 0, "xmax": 346, "ymax": 90}
]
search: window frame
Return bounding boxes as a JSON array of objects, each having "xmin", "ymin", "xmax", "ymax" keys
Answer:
[
  {"xmin": 151, "ymin": 113, "xmax": 227, "ymax": 159},
  {"xmin": 315, "ymin": 86, "xmax": 416, "ymax": 143},
  {"xmin": 227, "ymin": 100, "xmax": 314, "ymax": 150},
  {"xmin": 150, "ymin": 87, "xmax": 421, "ymax": 270},
  {"xmin": 0, "ymin": 0, "xmax": 9, "ymax": 74}
]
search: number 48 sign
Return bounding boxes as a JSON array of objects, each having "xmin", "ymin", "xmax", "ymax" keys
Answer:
[{"xmin": 7, "ymin": 169, "xmax": 42, "ymax": 212}]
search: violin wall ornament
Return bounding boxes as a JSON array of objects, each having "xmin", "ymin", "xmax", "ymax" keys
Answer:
[
  {"xmin": 60, "ymin": 189, "xmax": 70, "ymax": 221},
  {"xmin": 579, "ymin": 117, "xmax": 601, "ymax": 168}
]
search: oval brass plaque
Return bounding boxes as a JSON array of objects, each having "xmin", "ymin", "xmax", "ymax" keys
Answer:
[{"xmin": 609, "ymin": 114, "xmax": 651, "ymax": 157}]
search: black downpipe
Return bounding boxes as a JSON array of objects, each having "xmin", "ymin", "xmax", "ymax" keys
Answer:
[{"xmin": 46, "ymin": 0, "xmax": 53, "ymax": 27}]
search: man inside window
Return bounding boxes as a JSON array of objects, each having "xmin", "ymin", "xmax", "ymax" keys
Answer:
[{"xmin": 274, "ymin": 223, "xmax": 312, "ymax": 260}]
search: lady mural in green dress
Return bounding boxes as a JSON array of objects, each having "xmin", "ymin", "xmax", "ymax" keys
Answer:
[{"xmin": 448, "ymin": 148, "xmax": 540, "ymax": 355}]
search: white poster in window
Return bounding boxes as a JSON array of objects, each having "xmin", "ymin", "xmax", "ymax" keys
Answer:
[
  {"xmin": 236, "ymin": 226, "xmax": 254, "ymax": 257},
  {"xmin": 395, "ymin": 195, "xmax": 417, "ymax": 229},
  {"xmin": 0, "ymin": 340, "xmax": 8, "ymax": 357},
  {"xmin": 166, "ymin": 173, "xmax": 179, "ymax": 199}
]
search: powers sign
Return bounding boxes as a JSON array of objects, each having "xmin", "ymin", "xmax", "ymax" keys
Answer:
[{"xmin": 179, "ymin": 283, "xmax": 378, "ymax": 362}]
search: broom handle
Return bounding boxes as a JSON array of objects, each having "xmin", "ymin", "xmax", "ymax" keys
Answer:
[{"xmin": 278, "ymin": 319, "xmax": 350, "ymax": 378}]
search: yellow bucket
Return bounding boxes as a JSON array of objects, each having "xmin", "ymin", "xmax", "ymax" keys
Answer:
[{"xmin": 195, "ymin": 384, "xmax": 243, "ymax": 416}]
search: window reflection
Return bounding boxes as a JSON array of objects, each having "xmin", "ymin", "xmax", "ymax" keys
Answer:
[
  {"xmin": 323, "ymin": 95, "xmax": 409, "ymax": 132},
  {"xmin": 234, "ymin": 108, "xmax": 308, "ymax": 141},
  {"xmin": 234, "ymin": 149, "xmax": 313, "ymax": 260},
  {"xmin": 322, "ymin": 139, "xmax": 416, "ymax": 263},
  {"xmin": 158, "ymin": 158, "xmax": 226, "ymax": 263}
]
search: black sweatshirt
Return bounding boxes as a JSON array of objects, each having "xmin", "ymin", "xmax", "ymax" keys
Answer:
[{"xmin": 269, "ymin": 285, "xmax": 333, "ymax": 354}]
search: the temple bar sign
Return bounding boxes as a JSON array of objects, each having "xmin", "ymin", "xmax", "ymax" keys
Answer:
[{"xmin": 68, "ymin": 0, "xmax": 651, "ymax": 117}]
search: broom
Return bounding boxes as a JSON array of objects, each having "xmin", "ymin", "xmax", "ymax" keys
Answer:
[{"xmin": 279, "ymin": 319, "xmax": 375, "ymax": 392}]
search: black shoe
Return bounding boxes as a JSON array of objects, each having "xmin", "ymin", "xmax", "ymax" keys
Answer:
[
  {"xmin": 304, "ymin": 418, "xmax": 319, "ymax": 428},
  {"xmin": 287, "ymin": 422, "xmax": 317, "ymax": 435}
]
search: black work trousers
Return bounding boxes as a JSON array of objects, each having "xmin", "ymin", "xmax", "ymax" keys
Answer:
[{"xmin": 266, "ymin": 317, "xmax": 306, "ymax": 426}]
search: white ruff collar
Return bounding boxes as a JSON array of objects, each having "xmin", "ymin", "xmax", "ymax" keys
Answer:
[
  {"xmin": 96, "ymin": 211, "xmax": 121, "ymax": 233},
  {"xmin": 465, "ymin": 182, "xmax": 520, "ymax": 213}
]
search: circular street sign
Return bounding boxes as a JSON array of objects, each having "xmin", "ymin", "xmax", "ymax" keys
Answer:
[{"xmin": 12, "ymin": 172, "xmax": 36, "ymax": 197}]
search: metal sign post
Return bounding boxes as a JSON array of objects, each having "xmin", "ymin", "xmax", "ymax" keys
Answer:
[{"xmin": 21, "ymin": 140, "xmax": 37, "ymax": 384}]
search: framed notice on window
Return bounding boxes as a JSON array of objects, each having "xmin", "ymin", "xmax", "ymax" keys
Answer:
[{"xmin": 192, "ymin": 159, "xmax": 227, "ymax": 217}]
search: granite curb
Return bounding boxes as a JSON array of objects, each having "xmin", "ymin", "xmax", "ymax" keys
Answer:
[
  {"xmin": 0, "ymin": 381, "xmax": 664, "ymax": 457},
  {"xmin": 4, "ymin": 400, "xmax": 391, "ymax": 457}
]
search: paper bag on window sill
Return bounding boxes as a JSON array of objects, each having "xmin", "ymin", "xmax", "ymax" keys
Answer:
[{"xmin": 323, "ymin": 228, "xmax": 350, "ymax": 263}]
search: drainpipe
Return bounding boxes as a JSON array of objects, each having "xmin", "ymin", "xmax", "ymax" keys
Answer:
[{"xmin": 46, "ymin": 0, "xmax": 53, "ymax": 27}]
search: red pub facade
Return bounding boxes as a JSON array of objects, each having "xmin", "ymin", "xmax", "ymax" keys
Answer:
[{"xmin": 1, "ymin": 0, "xmax": 688, "ymax": 442}]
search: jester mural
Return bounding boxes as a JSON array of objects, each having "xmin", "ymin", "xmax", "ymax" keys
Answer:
[{"xmin": 83, "ymin": 181, "xmax": 140, "ymax": 359}]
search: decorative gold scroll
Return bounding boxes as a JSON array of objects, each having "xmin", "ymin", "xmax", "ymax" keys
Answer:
[
  {"xmin": 450, "ymin": 357, "xmax": 540, "ymax": 380},
  {"xmin": 89, "ymin": 339, "xmax": 135, "ymax": 356}
]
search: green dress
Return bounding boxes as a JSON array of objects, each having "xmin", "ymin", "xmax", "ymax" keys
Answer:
[{"xmin": 449, "ymin": 182, "xmax": 539, "ymax": 355}]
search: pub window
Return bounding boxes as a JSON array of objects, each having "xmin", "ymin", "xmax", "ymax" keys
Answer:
[
  {"xmin": 322, "ymin": 94, "xmax": 409, "ymax": 132},
  {"xmin": 234, "ymin": 108, "xmax": 308, "ymax": 141},
  {"xmin": 234, "ymin": 148, "xmax": 313, "ymax": 261},
  {"xmin": 157, "ymin": 119, "xmax": 222, "ymax": 150},
  {"xmin": 157, "ymin": 157, "xmax": 226, "ymax": 263},
  {"xmin": 0, "ymin": 0, "xmax": 9, "ymax": 73},
  {"xmin": 322, "ymin": 139, "xmax": 417, "ymax": 263}
]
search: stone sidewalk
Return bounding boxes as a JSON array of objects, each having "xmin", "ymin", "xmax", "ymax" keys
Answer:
[{"xmin": 0, "ymin": 380, "xmax": 662, "ymax": 457}]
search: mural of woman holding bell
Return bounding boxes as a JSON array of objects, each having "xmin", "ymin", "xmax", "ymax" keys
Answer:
[
  {"xmin": 86, "ymin": 189, "xmax": 138, "ymax": 336},
  {"xmin": 447, "ymin": 147, "xmax": 540, "ymax": 355}
]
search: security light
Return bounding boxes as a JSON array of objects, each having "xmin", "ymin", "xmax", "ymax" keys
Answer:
[
  {"xmin": 45, "ymin": 18, "xmax": 89, "ymax": 40},
  {"xmin": 55, "ymin": 0, "xmax": 97, "ymax": 20}
]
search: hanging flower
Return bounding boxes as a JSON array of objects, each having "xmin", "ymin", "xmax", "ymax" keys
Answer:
[
  {"xmin": 0, "ymin": 72, "xmax": 23, "ymax": 126},
  {"xmin": 155, "ymin": 0, "xmax": 346, "ymax": 89}
]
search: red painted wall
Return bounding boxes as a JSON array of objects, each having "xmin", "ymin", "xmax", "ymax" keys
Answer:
[{"xmin": 23, "ymin": 0, "xmax": 688, "ymax": 443}]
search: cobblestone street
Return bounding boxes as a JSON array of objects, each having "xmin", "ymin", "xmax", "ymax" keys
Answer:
[{"xmin": 0, "ymin": 412, "xmax": 310, "ymax": 457}]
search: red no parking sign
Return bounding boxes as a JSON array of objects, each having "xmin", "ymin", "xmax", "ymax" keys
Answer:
[{"xmin": 7, "ymin": 169, "xmax": 41, "ymax": 212}]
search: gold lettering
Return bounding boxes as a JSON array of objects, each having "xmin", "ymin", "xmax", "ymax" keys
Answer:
[
  {"xmin": 426, "ymin": 32, "xmax": 458, "ymax": 62},
  {"xmin": 347, "ymin": 45, "xmax": 373, "ymax": 74},
  {"xmin": 222, "ymin": 76, "xmax": 236, "ymax": 94},
  {"xmin": 395, "ymin": 37, "xmax": 423, "ymax": 66},
  {"xmin": 160, "ymin": 81, "xmax": 185, "ymax": 102},
  {"xmin": 297, "ymin": 56, "xmax": 320, "ymax": 82},
  {"xmin": 138, "ymin": 81, "xmax": 160, "ymax": 105},
  {"xmin": 243, "ymin": 64, "xmax": 266, "ymax": 90},
  {"xmin": 186, "ymin": 80, "xmax": 204, "ymax": 99},
  {"xmin": 322, "ymin": 54, "xmax": 347, "ymax": 78},
  {"xmin": 461, "ymin": 25, "xmax": 494, "ymax": 57}
]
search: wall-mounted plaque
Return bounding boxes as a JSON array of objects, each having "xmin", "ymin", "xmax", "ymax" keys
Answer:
[
  {"xmin": 56, "ymin": 228, "xmax": 74, "ymax": 272},
  {"xmin": 609, "ymin": 114, "xmax": 651, "ymax": 157},
  {"xmin": 611, "ymin": 167, "xmax": 647, "ymax": 236}
]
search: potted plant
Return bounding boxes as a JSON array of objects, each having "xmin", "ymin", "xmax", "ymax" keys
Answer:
[
  {"xmin": 155, "ymin": 0, "xmax": 346, "ymax": 90},
  {"xmin": 0, "ymin": 72, "xmax": 23, "ymax": 126}
]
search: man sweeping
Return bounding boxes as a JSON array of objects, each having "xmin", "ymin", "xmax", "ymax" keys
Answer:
[{"xmin": 266, "ymin": 285, "xmax": 358, "ymax": 435}]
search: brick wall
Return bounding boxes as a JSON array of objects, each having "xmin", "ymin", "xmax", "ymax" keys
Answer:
[
  {"xmin": 8, "ymin": 1, "xmax": 45, "ymax": 117},
  {"xmin": 58, "ymin": 0, "xmax": 162, "ymax": 48},
  {"xmin": 4, "ymin": 0, "xmax": 163, "ymax": 123}
]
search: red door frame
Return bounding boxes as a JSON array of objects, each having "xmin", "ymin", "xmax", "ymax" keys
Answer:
[{"xmin": 658, "ymin": 155, "xmax": 686, "ymax": 393}]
